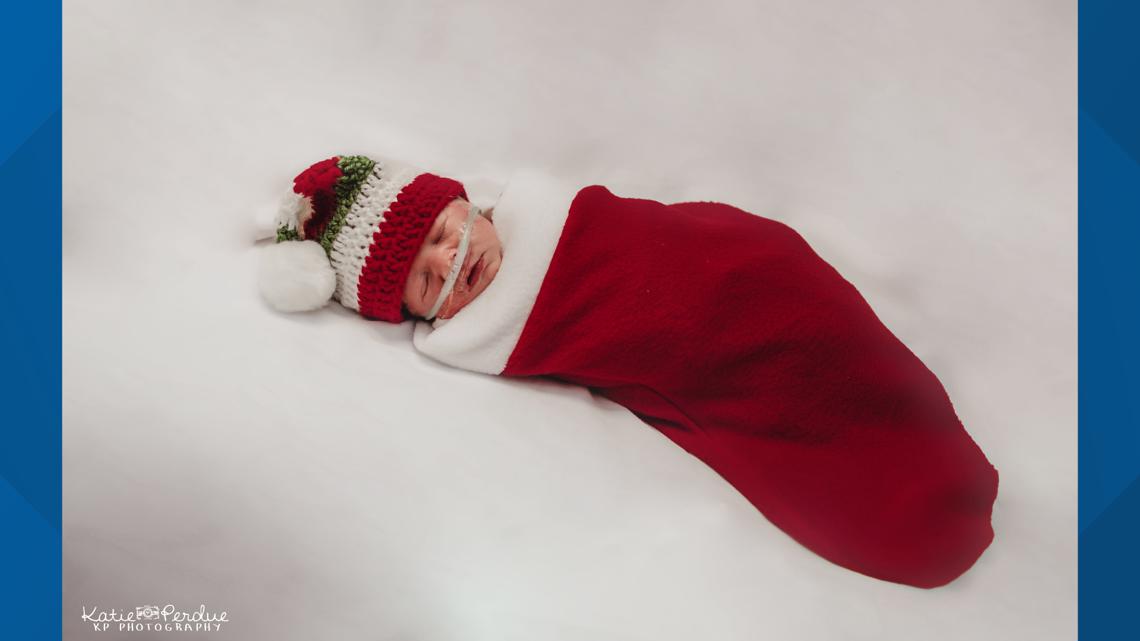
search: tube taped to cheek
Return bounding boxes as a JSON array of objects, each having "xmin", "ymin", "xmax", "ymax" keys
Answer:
[{"xmin": 425, "ymin": 204, "xmax": 481, "ymax": 320}]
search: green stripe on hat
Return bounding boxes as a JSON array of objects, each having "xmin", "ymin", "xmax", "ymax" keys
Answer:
[
  {"xmin": 319, "ymin": 155, "xmax": 376, "ymax": 253},
  {"xmin": 276, "ymin": 225, "xmax": 301, "ymax": 242}
]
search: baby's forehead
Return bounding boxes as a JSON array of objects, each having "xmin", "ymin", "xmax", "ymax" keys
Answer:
[
  {"xmin": 433, "ymin": 198, "xmax": 465, "ymax": 221},
  {"xmin": 434, "ymin": 198, "xmax": 470, "ymax": 223}
]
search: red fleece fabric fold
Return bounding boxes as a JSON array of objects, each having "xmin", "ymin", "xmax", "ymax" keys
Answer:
[{"xmin": 502, "ymin": 186, "xmax": 999, "ymax": 588}]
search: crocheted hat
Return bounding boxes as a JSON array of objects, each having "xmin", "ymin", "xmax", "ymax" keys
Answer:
[{"xmin": 259, "ymin": 155, "xmax": 468, "ymax": 321}]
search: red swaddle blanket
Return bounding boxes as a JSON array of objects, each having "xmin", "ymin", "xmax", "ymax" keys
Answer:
[{"xmin": 414, "ymin": 170, "xmax": 999, "ymax": 588}]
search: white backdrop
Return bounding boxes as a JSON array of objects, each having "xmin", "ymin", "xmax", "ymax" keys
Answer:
[{"xmin": 63, "ymin": 1, "xmax": 1076, "ymax": 639}]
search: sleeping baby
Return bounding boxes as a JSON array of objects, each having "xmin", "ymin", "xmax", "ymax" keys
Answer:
[{"xmin": 257, "ymin": 154, "xmax": 1000, "ymax": 589}]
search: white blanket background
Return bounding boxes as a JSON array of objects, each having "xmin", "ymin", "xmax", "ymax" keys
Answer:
[{"xmin": 63, "ymin": 1, "xmax": 1076, "ymax": 639}]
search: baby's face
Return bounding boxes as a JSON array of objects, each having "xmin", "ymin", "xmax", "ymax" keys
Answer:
[{"xmin": 403, "ymin": 198, "xmax": 503, "ymax": 320}]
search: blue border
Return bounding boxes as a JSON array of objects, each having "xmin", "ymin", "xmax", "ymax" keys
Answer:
[
  {"xmin": 0, "ymin": 1, "xmax": 61, "ymax": 639},
  {"xmin": 1080, "ymin": 0, "xmax": 1140, "ymax": 638}
]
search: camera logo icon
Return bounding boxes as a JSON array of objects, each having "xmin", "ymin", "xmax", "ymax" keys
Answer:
[{"xmin": 136, "ymin": 605, "xmax": 161, "ymax": 621}]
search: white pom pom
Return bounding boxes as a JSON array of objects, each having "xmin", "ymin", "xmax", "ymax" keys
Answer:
[
  {"xmin": 250, "ymin": 192, "xmax": 309, "ymax": 242},
  {"xmin": 258, "ymin": 240, "xmax": 337, "ymax": 312},
  {"xmin": 276, "ymin": 192, "xmax": 308, "ymax": 229}
]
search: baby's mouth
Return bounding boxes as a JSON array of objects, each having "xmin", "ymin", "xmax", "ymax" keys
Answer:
[{"xmin": 466, "ymin": 254, "xmax": 485, "ymax": 288}]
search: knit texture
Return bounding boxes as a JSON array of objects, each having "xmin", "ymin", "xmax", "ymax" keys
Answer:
[
  {"xmin": 276, "ymin": 155, "xmax": 467, "ymax": 322},
  {"xmin": 357, "ymin": 172, "xmax": 466, "ymax": 322}
]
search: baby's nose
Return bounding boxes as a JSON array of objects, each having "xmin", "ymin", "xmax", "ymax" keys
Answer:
[{"xmin": 431, "ymin": 247, "xmax": 456, "ymax": 279}]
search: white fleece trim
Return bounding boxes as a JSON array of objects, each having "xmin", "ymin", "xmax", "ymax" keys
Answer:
[{"xmin": 412, "ymin": 169, "xmax": 578, "ymax": 375}]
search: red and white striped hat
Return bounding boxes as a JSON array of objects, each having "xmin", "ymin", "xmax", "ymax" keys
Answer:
[{"xmin": 259, "ymin": 154, "xmax": 467, "ymax": 322}]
